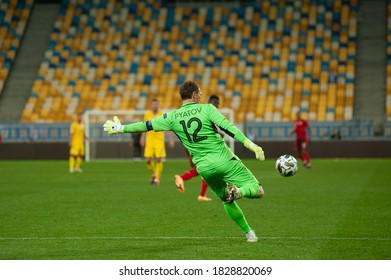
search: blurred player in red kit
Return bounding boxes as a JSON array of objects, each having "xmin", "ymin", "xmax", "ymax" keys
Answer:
[
  {"xmin": 290, "ymin": 111, "xmax": 311, "ymax": 169},
  {"xmin": 176, "ymin": 150, "xmax": 212, "ymax": 201}
]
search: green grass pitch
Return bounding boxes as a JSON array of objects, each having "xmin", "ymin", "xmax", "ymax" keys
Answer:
[{"xmin": 0, "ymin": 159, "xmax": 390, "ymax": 260}]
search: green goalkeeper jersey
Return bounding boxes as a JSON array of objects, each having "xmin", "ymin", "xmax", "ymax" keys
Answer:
[{"xmin": 123, "ymin": 102, "xmax": 248, "ymax": 167}]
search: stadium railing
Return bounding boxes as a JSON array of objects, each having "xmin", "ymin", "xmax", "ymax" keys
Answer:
[
  {"xmin": 246, "ymin": 119, "xmax": 373, "ymax": 140},
  {"xmin": 0, "ymin": 122, "xmax": 70, "ymax": 142},
  {"xmin": 0, "ymin": 119, "xmax": 374, "ymax": 142},
  {"xmin": 385, "ymin": 120, "xmax": 391, "ymax": 137}
]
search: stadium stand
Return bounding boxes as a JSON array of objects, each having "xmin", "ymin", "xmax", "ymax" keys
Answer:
[
  {"xmin": 19, "ymin": 0, "xmax": 357, "ymax": 123},
  {"xmin": 387, "ymin": 0, "xmax": 391, "ymax": 120},
  {"xmin": 0, "ymin": 0, "xmax": 33, "ymax": 96}
]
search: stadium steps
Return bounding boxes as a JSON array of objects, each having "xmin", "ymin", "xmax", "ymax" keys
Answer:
[
  {"xmin": 353, "ymin": 0, "xmax": 387, "ymax": 135},
  {"xmin": 15, "ymin": 0, "xmax": 358, "ymax": 123},
  {"xmin": 387, "ymin": 0, "xmax": 391, "ymax": 122},
  {"xmin": 0, "ymin": 3, "xmax": 59, "ymax": 122}
]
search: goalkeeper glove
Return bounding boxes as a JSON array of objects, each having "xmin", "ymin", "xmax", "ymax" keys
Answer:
[
  {"xmin": 244, "ymin": 139, "xmax": 265, "ymax": 161},
  {"xmin": 103, "ymin": 116, "xmax": 124, "ymax": 135}
]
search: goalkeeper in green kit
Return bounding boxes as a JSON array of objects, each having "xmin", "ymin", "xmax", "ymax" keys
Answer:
[{"xmin": 103, "ymin": 81, "xmax": 265, "ymax": 242}]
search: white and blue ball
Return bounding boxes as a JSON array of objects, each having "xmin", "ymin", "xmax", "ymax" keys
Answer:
[{"xmin": 275, "ymin": 155, "xmax": 298, "ymax": 177}]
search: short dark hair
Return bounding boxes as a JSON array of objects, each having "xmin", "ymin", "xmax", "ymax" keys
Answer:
[
  {"xmin": 208, "ymin": 95, "xmax": 219, "ymax": 102},
  {"xmin": 179, "ymin": 80, "xmax": 199, "ymax": 100}
]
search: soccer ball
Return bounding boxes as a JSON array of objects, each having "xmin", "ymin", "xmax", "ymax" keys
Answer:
[{"xmin": 275, "ymin": 155, "xmax": 298, "ymax": 177}]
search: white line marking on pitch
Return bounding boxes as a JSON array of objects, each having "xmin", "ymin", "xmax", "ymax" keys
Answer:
[{"xmin": 0, "ymin": 236, "xmax": 390, "ymax": 241}]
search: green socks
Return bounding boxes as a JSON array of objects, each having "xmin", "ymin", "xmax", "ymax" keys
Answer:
[{"xmin": 223, "ymin": 201, "xmax": 250, "ymax": 233}]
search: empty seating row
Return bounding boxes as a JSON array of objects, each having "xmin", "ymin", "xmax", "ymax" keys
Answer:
[
  {"xmin": 0, "ymin": 0, "xmax": 33, "ymax": 95},
  {"xmin": 20, "ymin": 0, "xmax": 357, "ymax": 122}
]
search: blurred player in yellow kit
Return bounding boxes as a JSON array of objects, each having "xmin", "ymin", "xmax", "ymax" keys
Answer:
[
  {"xmin": 69, "ymin": 113, "xmax": 87, "ymax": 173},
  {"xmin": 141, "ymin": 99, "xmax": 175, "ymax": 184}
]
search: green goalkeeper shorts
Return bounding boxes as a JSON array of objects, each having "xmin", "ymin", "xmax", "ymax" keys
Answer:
[{"xmin": 197, "ymin": 157, "xmax": 260, "ymax": 199}]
